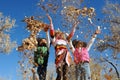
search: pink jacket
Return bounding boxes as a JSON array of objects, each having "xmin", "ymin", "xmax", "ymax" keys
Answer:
[
  {"xmin": 73, "ymin": 48, "xmax": 90, "ymax": 64},
  {"xmin": 69, "ymin": 34, "xmax": 97, "ymax": 64}
]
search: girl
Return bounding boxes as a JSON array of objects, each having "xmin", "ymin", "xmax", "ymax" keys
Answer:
[
  {"xmin": 47, "ymin": 14, "xmax": 79, "ymax": 80},
  {"xmin": 69, "ymin": 27, "xmax": 101, "ymax": 80}
]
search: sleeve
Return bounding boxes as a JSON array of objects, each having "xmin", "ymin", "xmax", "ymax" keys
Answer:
[
  {"xmin": 49, "ymin": 23, "xmax": 56, "ymax": 46},
  {"xmin": 46, "ymin": 31, "xmax": 50, "ymax": 48},
  {"xmin": 67, "ymin": 25, "xmax": 76, "ymax": 41},
  {"xmin": 49, "ymin": 18, "xmax": 55, "ymax": 38},
  {"xmin": 50, "ymin": 29, "xmax": 55, "ymax": 38},
  {"xmin": 87, "ymin": 26, "xmax": 101, "ymax": 51},
  {"xmin": 68, "ymin": 40, "xmax": 75, "ymax": 53},
  {"xmin": 67, "ymin": 21, "xmax": 79, "ymax": 41},
  {"xmin": 87, "ymin": 33, "xmax": 97, "ymax": 51}
]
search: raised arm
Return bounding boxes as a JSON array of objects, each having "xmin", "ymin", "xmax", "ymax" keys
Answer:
[
  {"xmin": 47, "ymin": 14, "xmax": 55, "ymax": 38},
  {"xmin": 87, "ymin": 26, "xmax": 101, "ymax": 51},
  {"xmin": 67, "ymin": 21, "xmax": 79, "ymax": 41},
  {"xmin": 68, "ymin": 40, "xmax": 75, "ymax": 53},
  {"xmin": 46, "ymin": 31, "xmax": 50, "ymax": 48}
]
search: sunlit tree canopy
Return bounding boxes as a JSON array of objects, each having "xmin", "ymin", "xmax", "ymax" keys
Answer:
[
  {"xmin": 0, "ymin": 12, "xmax": 16, "ymax": 54},
  {"xmin": 96, "ymin": 1, "xmax": 120, "ymax": 58}
]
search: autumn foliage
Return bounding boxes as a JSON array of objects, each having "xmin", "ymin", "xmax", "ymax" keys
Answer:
[{"xmin": 0, "ymin": 0, "xmax": 120, "ymax": 80}]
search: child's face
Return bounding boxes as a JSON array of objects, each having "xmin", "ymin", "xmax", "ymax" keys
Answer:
[
  {"xmin": 76, "ymin": 41, "xmax": 83, "ymax": 48},
  {"xmin": 55, "ymin": 31, "xmax": 65, "ymax": 39},
  {"xmin": 39, "ymin": 39, "xmax": 47, "ymax": 44},
  {"xmin": 55, "ymin": 32, "xmax": 61, "ymax": 38}
]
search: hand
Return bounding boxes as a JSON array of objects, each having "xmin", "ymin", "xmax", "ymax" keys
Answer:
[
  {"xmin": 95, "ymin": 26, "xmax": 101, "ymax": 34},
  {"xmin": 44, "ymin": 24, "xmax": 50, "ymax": 32},
  {"xmin": 73, "ymin": 21, "xmax": 80, "ymax": 28},
  {"xmin": 46, "ymin": 14, "xmax": 52, "ymax": 22},
  {"xmin": 95, "ymin": 29, "xmax": 101, "ymax": 34}
]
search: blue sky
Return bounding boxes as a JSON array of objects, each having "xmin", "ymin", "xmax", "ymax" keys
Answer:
[
  {"xmin": 0, "ymin": 0, "xmax": 39, "ymax": 79},
  {"xmin": 0, "ymin": 0, "xmax": 120, "ymax": 80}
]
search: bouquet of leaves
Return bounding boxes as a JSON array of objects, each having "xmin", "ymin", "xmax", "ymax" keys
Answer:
[{"xmin": 18, "ymin": 16, "xmax": 50, "ymax": 51}]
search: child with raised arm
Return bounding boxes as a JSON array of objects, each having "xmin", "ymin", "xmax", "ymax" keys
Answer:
[
  {"xmin": 34, "ymin": 21, "xmax": 50, "ymax": 80},
  {"xmin": 47, "ymin": 14, "xmax": 79, "ymax": 80},
  {"xmin": 69, "ymin": 27, "xmax": 101, "ymax": 80}
]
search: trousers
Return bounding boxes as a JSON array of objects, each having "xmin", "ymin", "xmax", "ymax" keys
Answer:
[{"xmin": 75, "ymin": 62, "xmax": 91, "ymax": 80}]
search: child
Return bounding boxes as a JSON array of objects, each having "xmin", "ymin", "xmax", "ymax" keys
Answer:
[
  {"xmin": 34, "ymin": 23, "xmax": 50, "ymax": 80},
  {"xmin": 69, "ymin": 27, "xmax": 101, "ymax": 80},
  {"xmin": 47, "ymin": 14, "xmax": 79, "ymax": 80}
]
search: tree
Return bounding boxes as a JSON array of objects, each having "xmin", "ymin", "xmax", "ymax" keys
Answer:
[
  {"xmin": 96, "ymin": 1, "xmax": 120, "ymax": 58},
  {"xmin": 0, "ymin": 12, "xmax": 16, "ymax": 54}
]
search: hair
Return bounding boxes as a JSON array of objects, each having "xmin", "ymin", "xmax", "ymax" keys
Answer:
[
  {"xmin": 55, "ymin": 30, "xmax": 66, "ymax": 40},
  {"xmin": 37, "ymin": 37, "xmax": 46, "ymax": 46},
  {"xmin": 72, "ymin": 39, "xmax": 79, "ymax": 48},
  {"xmin": 55, "ymin": 30, "xmax": 61, "ymax": 37},
  {"xmin": 82, "ymin": 41, "xmax": 87, "ymax": 47},
  {"xmin": 72, "ymin": 39, "xmax": 87, "ymax": 48}
]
